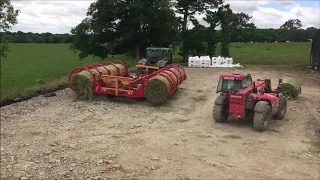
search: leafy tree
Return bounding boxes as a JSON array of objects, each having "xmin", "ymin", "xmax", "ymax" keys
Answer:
[
  {"xmin": 205, "ymin": 3, "xmax": 255, "ymax": 56},
  {"xmin": 0, "ymin": 0, "xmax": 19, "ymax": 59},
  {"xmin": 184, "ymin": 27, "xmax": 209, "ymax": 56},
  {"xmin": 280, "ymin": 19, "xmax": 302, "ymax": 29},
  {"xmin": 218, "ymin": 4, "xmax": 233, "ymax": 57},
  {"xmin": 70, "ymin": 0, "xmax": 180, "ymax": 61},
  {"xmin": 173, "ymin": 0, "xmax": 223, "ymax": 62},
  {"xmin": 230, "ymin": 12, "xmax": 256, "ymax": 42},
  {"xmin": 203, "ymin": 6, "xmax": 221, "ymax": 57}
]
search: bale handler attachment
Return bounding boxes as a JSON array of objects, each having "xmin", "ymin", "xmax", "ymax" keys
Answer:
[{"xmin": 67, "ymin": 60, "xmax": 187, "ymax": 104}]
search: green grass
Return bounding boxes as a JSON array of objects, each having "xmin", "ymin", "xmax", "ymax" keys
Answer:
[
  {"xmin": 0, "ymin": 42, "xmax": 312, "ymax": 101},
  {"xmin": 0, "ymin": 43, "xmax": 136, "ymax": 100},
  {"xmin": 227, "ymin": 42, "xmax": 311, "ymax": 65}
]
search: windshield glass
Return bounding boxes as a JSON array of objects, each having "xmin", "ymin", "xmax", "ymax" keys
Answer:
[
  {"xmin": 217, "ymin": 78, "xmax": 242, "ymax": 92},
  {"xmin": 146, "ymin": 50, "xmax": 162, "ymax": 59}
]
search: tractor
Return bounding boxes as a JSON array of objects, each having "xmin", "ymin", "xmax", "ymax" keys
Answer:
[
  {"xmin": 134, "ymin": 46, "xmax": 174, "ymax": 75},
  {"xmin": 212, "ymin": 73, "xmax": 287, "ymax": 131}
]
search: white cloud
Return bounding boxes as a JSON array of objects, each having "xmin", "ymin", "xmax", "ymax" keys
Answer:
[
  {"xmin": 10, "ymin": 0, "xmax": 94, "ymax": 34},
  {"xmin": 8, "ymin": 0, "xmax": 320, "ymax": 34},
  {"xmin": 251, "ymin": 3, "xmax": 320, "ymax": 29},
  {"xmin": 272, "ymin": 0, "xmax": 295, "ymax": 6}
]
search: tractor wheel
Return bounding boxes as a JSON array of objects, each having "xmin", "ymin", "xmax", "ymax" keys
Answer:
[
  {"xmin": 274, "ymin": 94, "xmax": 287, "ymax": 120},
  {"xmin": 212, "ymin": 101, "xmax": 229, "ymax": 123},
  {"xmin": 128, "ymin": 68, "xmax": 137, "ymax": 76},
  {"xmin": 148, "ymin": 68, "xmax": 157, "ymax": 74},
  {"xmin": 253, "ymin": 101, "xmax": 272, "ymax": 131},
  {"xmin": 136, "ymin": 68, "xmax": 145, "ymax": 75}
]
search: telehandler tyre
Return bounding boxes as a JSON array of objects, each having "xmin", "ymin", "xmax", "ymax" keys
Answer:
[
  {"xmin": 253, "ymin": 101, "xmax": 272, "ymax": 131},
  {"xmin": 274, "ymin": 94, "xmax": 287, "ymax": 120},
  {"xmin": 212, "ymin": 100, "xmax": 229, "ymax": 123}
]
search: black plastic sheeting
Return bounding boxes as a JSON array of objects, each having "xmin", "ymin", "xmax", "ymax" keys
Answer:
[
  {"xmin": 311, "ymin": 29, "xmax": 320, "ymax": 55},
  {"xmin": 0, "ymin": 84, "xmax": 68, "ymax": 107}
]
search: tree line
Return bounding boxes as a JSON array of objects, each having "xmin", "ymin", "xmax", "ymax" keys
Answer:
[
  {"xmin": 2, "ymin": 27, "xmax": 316, "ymax": 44},
  {"xmin": 1, "ymin": 0, "xmax": 319, "ymax": 62},
  {"xmin": 1, "ymin": 31, "xmax": 75, "ymax": 43}
]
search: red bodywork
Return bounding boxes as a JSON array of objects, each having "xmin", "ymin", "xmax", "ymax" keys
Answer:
[
  {"xmin": 219, "ymin": 73, "xmax": 245, "ymax": 80},
  {"xmin": 219, "ymin": 74, "xmax": 280, "ymax": 119},
  {"xmin": 67, "ymin": 60, "xmax": 187, "ymax": 99}
]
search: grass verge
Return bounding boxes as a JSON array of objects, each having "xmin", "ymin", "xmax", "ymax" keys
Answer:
[{"xmin": 1, "ymin": 77, "xmax": 67, "ymax": 101}]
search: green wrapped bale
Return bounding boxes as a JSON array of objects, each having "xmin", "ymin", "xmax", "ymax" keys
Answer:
[
  {"xmin": 69, "ymin": 64, "xmax": 127, "ymax": 100},
  {"xmin": 145, "ymin": 67, "xmax": 185, "ymax": 104},
  {"xmin": 281, "ymin": 77, "xmax": 301, "ymax": 100}
]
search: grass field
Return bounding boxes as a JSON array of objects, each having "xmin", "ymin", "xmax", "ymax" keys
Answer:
[
  {"xmin": 228, "ymin": 42, "xmax": 311, "ymax": 65},
  {"xmin": 0, "ymin": 42, "xmax": 312, "ymax": 100}
]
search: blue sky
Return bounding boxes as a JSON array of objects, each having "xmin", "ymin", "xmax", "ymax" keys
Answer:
[
  {"xmin": 9, "ymin": 0, "xmax": 320, "ymax": 34},
  {"xmin": 260, "ymin": 0, "xmax": 319, "ymax": 10}
]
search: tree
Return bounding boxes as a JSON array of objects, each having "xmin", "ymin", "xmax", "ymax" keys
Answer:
[
  {"xmin": 280, "ymin": 19, "xmax": 302, "ymax": 29},
  {"xmin": 229, "ymin": 12, "xmax": 256, "ymax": 42},
  {"xmin": 70, "ymin": 0, "xmax": 180, "ymax": 61},
  {"xmin": 205, "ymin": 3, "xmax": 255, "ymax": 56},
  {"xmin": 0, "ymin": 0, "xmax": 19, "ymax": 59},
  {"xmin": 205, "ymin": 4, "xmax": 233, "ymax": 57},
  {"xmin": 218, "ymin": 4, "xmax": 233, "ymax": 57},
  {"xmin": 173, "ymin": 0, "xmax": 223, "ymax": 62},
  {"xmin": 184, "ymin": 27, "xmax": 209, "ymax": 56}
]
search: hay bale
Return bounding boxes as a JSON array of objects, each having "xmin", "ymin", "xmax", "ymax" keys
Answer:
[
  {"xmin": 69, "ymin": 64, "xmax": 126, "ymax": 100},
  {"xmin": 281, "ymin": 77, "xmax": 301, "ymax": 99},
  {"xmin": 144, "ymin": 67, "xmax": 184, "ymax": 104}
]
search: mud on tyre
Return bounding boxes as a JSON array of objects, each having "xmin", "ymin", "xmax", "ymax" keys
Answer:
[
  {"xmin": 212, "ymin": 97, "xmax": 229, "ymax": 123},
  {"xmin": 274, "ymin": 94, "xmax": 287, "ymax": 120},
  {"xmin": 253, "ymin": 101, "xmax": 272, "ymax": 131}
]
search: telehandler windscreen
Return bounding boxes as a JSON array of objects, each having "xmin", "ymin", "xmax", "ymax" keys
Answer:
[{"xmin": 216, "ymin": 78, "xmax": 242, "ymax": 93}]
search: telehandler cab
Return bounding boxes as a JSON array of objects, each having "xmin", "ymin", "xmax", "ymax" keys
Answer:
[{"xmin": 213, "ymin": 73, "xmax": 287, "ymax": 131}]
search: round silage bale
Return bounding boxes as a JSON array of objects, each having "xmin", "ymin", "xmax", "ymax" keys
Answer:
[
  {"xmin": 115, "ymin": 64, "xmax": 127, "ymax": 76},
  {"xmin": 104, "ymin": 64, "xmax": 127, "ymax": 76},
  {"xmin": 96, "ymin": 66, "xmax": 108, "ymax": 74},
  {"xmin": 144, "ymin": 68, "xmax": 182, "ymax": 104},
  {"xmin": 69, "ymin": 63, "xmax": 127, "ymax": 100},
  {"xmin": 281, "ymin": 77, "xmax": 301, "ymax": 99},
  {"xmin": 169, "ymin": 68, "xmax": 182, "ymax": 84},
  {"xmin": 69, "ymin": 69, "xmax": 99, "ymax": 100}
]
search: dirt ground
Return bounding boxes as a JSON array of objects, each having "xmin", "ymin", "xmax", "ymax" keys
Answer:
[{"xmin": 1, "ymin": 67, "xmax": 320, "ymax": 180}]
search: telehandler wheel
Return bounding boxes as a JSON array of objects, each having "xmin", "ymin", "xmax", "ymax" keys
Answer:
[
  {"xmin": 253, "ymin": 101, "xmax": 272, "ymax": 131},
  {"xmin": 274, "ymin": 94, "xmax": 287, "ymax": 120},
  {"xmin": 212, "ymin": 101, "xmax": 228, "ymax": 123}
]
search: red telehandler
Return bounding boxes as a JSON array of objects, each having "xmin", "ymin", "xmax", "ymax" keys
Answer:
[{"xmin": 213, "ymin": 73, "xmax": 287, "ymax": 131}]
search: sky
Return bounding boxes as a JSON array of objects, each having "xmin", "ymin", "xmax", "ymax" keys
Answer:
[{"xmin": 8, "ymin": 0, "xmax": 320, "ymax": 34}]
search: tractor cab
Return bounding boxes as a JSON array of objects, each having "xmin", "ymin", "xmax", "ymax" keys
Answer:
[
  {"xmin": 138, "ymin": 47, "xmax": 173, "ymax": 68},
  {"xmin": 135, "ymin": 46, "xmax": 173, "ymax": 75},
  {"xmin": 216, "ymin": 73, "xmax": 252, "ymax": 93}
]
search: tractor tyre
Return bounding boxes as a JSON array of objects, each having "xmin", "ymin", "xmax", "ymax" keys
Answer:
[
  {"xmin": 128, "ymin": 68, "xmax": 137, "ymax": 76},
  {"xmin": 274, "ymin": 94, "xmax": 287, "ymax": 120},
  {"xmin": 128, "ymin": 68, "xmax": 137, "ymax": 73},
  {"xmin": 253, "ymin": 101, "xmax": 272, "ymax": 131},
  {"xmin": 148, "ymin": 68, "xmax": 157, "ymax": 74},
  {"xmin": 136, "ymin": 68, "xmax": 145, "ymax": 75},
  {"xmin": 212, "ymin": 100, "xmax": 229, "ymax": 123}
]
